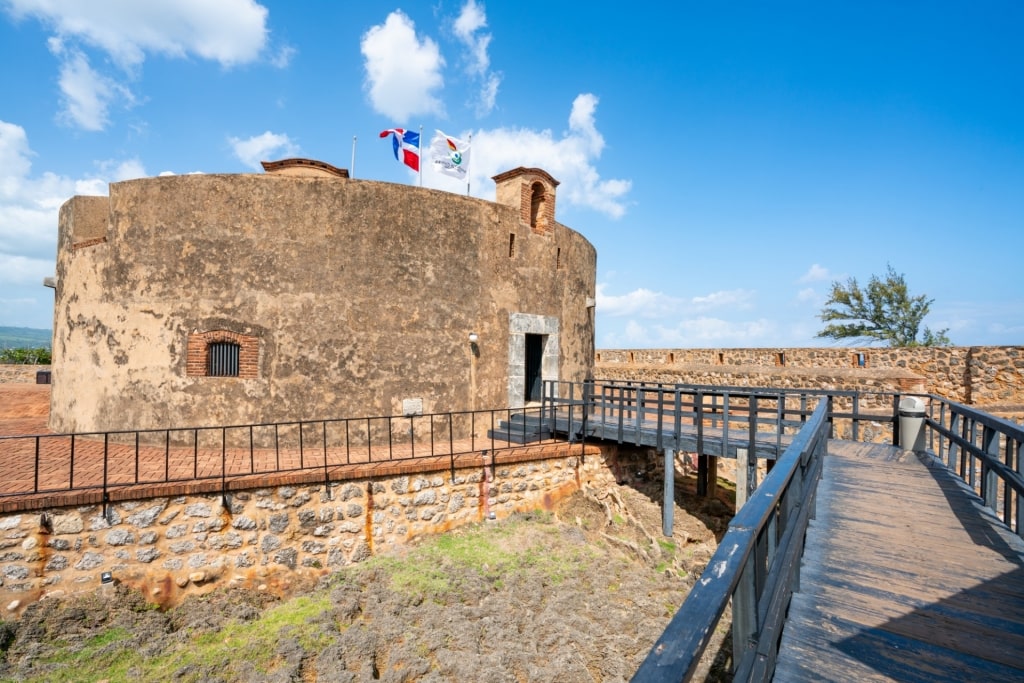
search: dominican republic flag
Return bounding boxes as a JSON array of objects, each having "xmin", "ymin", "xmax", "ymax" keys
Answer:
[{"xmin": 379, "ymin": 128, "xmax": 420, "ymax": 171}]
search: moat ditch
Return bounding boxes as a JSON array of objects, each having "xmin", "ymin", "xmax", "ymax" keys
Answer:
[{"xmin": 0, "ymin": 477, "xmax": 735, "ymax": 682}]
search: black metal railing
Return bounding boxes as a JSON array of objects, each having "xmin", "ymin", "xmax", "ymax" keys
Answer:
[
  {"xmin": 632, "ymin": 400, "xmax": 829, "ymax": 682},
  {"xmin": 0, "ymin": 402, "xmax": 569, "ymax": 504}
]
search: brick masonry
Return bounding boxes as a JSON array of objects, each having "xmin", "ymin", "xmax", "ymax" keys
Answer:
[{"xmin": 0, "ymin": 443, "xmax": 615, "ymax": 616}]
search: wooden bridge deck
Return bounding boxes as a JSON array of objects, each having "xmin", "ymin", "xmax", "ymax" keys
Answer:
[{"xmin": 774, "ymin": 440, "xmax": 1024, "ymax": 682}]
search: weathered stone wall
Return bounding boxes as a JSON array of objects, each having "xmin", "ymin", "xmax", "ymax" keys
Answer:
[
  {"xmin": 50, "ymin": 173, "xmax": 596, "ymax": 433},
  {"xmin": 596, "ymin": 346, "xmax": 1024, "ymax": 407},
  {"xmin": 0, "ymin": 446, "xmax": 617, "ymax": 616},
  {"xmin": 0, "ymin": 366, "xmax": 50, "ymax": 384}
]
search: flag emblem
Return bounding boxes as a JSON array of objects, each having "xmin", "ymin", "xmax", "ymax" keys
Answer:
[{"xmin": 430, "ymin": 130, "xmax": 471, "ymax": 180}]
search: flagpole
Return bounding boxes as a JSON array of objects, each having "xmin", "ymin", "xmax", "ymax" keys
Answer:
[
  {"xmin": 466, "ymin": 133, "xmax": 472, "ymax": 196},
  {"xmin": 418, "ymin": 125, "xmax": 423, "ymax": 187},
  {"xmin": 351, "ymin": 136, "xmax": 357, "ymax": 178}
]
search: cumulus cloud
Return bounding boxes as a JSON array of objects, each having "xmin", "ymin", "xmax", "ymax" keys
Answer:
[
  {"xmin": 438, "ymin": 94, "xmax": 631, "ymax": 218},
  {"xmin": 798, "ymin": 263, "xmax": 832, "ymax": 283},
  {"xmin": 452, "ymin": 0, "xmax": 501, "ymax": 116},
  {"xmin": 690, "ymin": 289, "xmax": 756, "ymax": 311},
  {"xmin": 4, "ymin": 0, "xmax": 276, "ymax": 131},
  {"xmin": 602, "ymin": 317, "xmax": 779, "ymax": 348},
  {"xmin": 596, "ymin": 283, "xmax": 683, "ymax": 318},
  {"xmin": 0, "ymin": 121, "xmax": 123, "ymax": 326},
  {"xmin": 228, "ymin": 131, "xmax": 300, "ymax": 170},
  {"xmin": 361, "ymin": 10, "xmax": 445, "ymax": 122}
]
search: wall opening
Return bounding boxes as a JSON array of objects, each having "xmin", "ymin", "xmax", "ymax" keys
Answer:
[
  {"xmin": 208, "ymin": 342, "xmax": 241, "ymax": 377},
  {"xmin": 556, "ymin": 247, "xmax": 562, "ymax": 269},
  {"xmin": 530, "ymin": 183, "xmax": 545, "ymax": 231},
  {"xmin": 187, "ymin": 330, "xmax": 259, "ymax": 378},
  {"xmin": 717, "ymin": 352, "xmax": 724, "ymax": 365},
  {"xmin": 509, "ymin": 233, "xmax": 515, "ymax": 258},
  {"xmin": 525, "ymin": 334, "xmax": 545, "ymax": 403},
  {"xmin": 507, "ymin": 313, "xmax": 559, "ymax": 409},
  {"xmin": 775, "ymin": 352, "xmax": 786, "ymax": 367},
  {"xmin": 854, "ymin": 352, "xmax": 867, "ymax": 368},
  {"xmin": 667, "ymin": 352, "xmax": 675, "ymax": 364}
]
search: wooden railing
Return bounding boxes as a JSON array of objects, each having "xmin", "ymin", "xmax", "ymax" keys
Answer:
[
  {"xmin": 631, "ymin": 400, "xmax": 829, "ymax": 681},
  {"xmin": 924, "ymin": 395, "xmax": 1024, "ymax": 535}
]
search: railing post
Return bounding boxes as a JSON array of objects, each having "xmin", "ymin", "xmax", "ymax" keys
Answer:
[
  {"xmin": 662, "ymin": 448, "xmax": 674, "ymax": 537},
  {"xmin": 732, "ymin": 548, "xmax": 758, "ymax": 675},
  {"xmin": 981, "ymin": 425, "xmax": 999, "ymax": 511}
]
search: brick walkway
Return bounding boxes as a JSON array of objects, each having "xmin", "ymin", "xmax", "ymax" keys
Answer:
[{"xmin": 0, "ymin": 384, "xmax": 586, "ymax": 512}]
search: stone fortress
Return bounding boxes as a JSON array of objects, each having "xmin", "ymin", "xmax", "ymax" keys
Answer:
[{"xmin": 49, "ymin": 161, "xmax": 596, "ymax": 433}]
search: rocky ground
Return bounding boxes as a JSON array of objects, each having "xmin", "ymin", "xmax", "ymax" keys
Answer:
[{"xmin": 0, "ymin": 476, "xmax": 735, "ymax": 682}]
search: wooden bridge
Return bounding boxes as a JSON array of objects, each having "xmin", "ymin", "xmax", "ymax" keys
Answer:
[{"xmin": 538, "ymin": 381, "xmax": 1024, "ymax": 682}]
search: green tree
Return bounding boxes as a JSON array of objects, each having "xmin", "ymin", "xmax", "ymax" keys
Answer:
[
  {"xmin": 0, "ymin": 347, "xmax": 52, "ymax": 364},
  {"xmin": 817, "ymin": 265, "xmax": 951, "ymax": 347}
]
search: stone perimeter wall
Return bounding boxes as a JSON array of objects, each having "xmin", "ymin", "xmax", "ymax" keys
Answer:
[
  {"xmin": 0, "ymin": 446, "xmax": 614, "ymax": 617},
  {"xmin": 596, "ymin": 346, "xmax": 1024, "ymax": 408},
  {"xmin": 0, "ymin": 366, "xmax": 49, "ymax": 384}
]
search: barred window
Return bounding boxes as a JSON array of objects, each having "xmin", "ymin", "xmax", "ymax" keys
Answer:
[{"xmin": 208, "ymin": 341, "xmax": 240, "ymax": 377}]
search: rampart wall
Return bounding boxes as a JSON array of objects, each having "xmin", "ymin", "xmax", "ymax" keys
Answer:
[
  {"xmin": 0, "ymin": 444, "xmax": 618, "ymax": 616},
  {"xmin": 596, "ymin": 346, "xmax": 1024, "ymax": 408},
  {"xmin": 0, "ymin": 366, "xmax": 49, "ymax": 384}
]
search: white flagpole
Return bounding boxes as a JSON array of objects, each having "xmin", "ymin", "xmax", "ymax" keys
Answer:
[
  {"xmin": 351, "ymin": 136, "xmax": 357, "ymax": 178},
  {"xmin": 418, "ymin": 125, "xmax": 424, "ymax": 187},
  {"xmin": 466, "ymin": 132, "xmax": 472, "ymax": 196}
]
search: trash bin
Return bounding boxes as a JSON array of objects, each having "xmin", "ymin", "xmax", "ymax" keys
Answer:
[
  {"xmin": 898, "ymin": 396, "xmax": 926, "ymax": 451},
  {"xmin": 35, "ymin": 370, "xmax": 51, "ymax": 384}
]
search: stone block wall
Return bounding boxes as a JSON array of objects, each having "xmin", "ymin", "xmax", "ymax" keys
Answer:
[
  {"xmin": 596, "ymin": 346, "xmax": 1024, "ymax": 408},
  {"xmin": 0, "ymin": 445, "xmax": 615, "ymax": 616},
  {"xmin": 0, "ymin": 366, "xmax": 50, "ymax": 384}
]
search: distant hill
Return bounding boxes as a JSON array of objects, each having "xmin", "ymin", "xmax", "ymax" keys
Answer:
[{"xmin": 0, "ymin": 327, "xmax": 52, "ymax": 349}]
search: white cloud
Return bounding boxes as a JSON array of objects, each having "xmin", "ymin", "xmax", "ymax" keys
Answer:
[
  {"xmin": 6, "ymin": 0, "xmax": 270, "ymax": 67},
  {"xmin": 50, "ymin": 42, "xmax": 133, "ymax": 131},
  {"xmin": 798, "ymin": 263, "xmax": 832, "ymax": 283},
  {"xmin": 0, "ymin": 121, "xmax": 130, "ymax": 326},
  {"xmin": 596, "ymin": 284, "xmax": 683, "ymax": 318},
  {"xmin": 452, "ymin": 0, "xmax": 501, "ymax": 116},
  {"xmin": 228, "ymin": 131, "xmax": 300, "ymax": 170},
  {"xmin": 5, "ymin": 0, "xmax": 276, "ymax": 131},
  {"xmin": 690, "ymin": 289, "xmax": 756, "ymax": 311},
  {"xmin": 601, "ymin": 317, "xmax": 779, "ymax": 348},
  {"xmin": 796, "ymin": 287, "xmax": 819, "ymax": 304},
  {"xmin": 431, "ymin": 94, "xmax": 631, "ymax": 218},
  {"xmin": 361, "ymin": 10, "xmax": 445, "ymax": 122}
]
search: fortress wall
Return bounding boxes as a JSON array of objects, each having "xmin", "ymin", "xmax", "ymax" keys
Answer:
[
  {"xmin": 0, "ymin": 366, "xmax": 49, "ymax": 384},
  {"xmin": 50, "ymin": 175, "xmax": 595, "ymax": 433},
  {"xmin": 596, "ymin": 346, "xmax": 1024, "ymax": 406},
  {"xmin": 0, "ymin": 445, "xmax": 616, "ymax": 615}
]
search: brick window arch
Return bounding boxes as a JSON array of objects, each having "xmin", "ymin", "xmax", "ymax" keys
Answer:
[{"xmin": 187, "ymin": 330, "xmax": 259, "ymax": 378}]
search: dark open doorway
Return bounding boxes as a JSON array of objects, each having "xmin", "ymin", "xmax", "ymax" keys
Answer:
[{"xmin": 525, "ymin": 333, "xmax": 544, "ymax": 403}]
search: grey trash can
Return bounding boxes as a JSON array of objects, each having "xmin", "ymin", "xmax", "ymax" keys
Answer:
[{"xmin": 898, "ymin": 396, "xmax": 926, "ymax": 451}]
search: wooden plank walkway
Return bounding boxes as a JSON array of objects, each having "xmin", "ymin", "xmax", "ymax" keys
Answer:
[{"xmin": 774, "ymin": 440, "xmax": 1024, "ymax": 682}]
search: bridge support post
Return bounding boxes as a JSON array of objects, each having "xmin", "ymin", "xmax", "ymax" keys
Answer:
[
  {"xmin": 662, "ymin": 448, "xmax": 674, "ymax": 536},
  {"xmin": 736, "ymin": 448, "xmax": 757, "ymax": 508}
]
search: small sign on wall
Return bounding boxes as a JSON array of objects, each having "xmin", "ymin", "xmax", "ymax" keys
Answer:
[{"xmin": 402, "ymin": 398, "xmax": 424, "ymax": 417}]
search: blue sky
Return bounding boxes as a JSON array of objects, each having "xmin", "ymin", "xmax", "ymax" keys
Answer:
[{"xmin": 1, "ymin": 1, "xmax": 1022, "ymax": 348}]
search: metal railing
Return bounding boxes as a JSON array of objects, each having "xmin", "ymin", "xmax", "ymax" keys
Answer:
[
  {"xmin": 0, "ymin": 403, "xmax": 565, "ymax": 505},
  {"xmin": 924, "ymin": 395, "xmax": 1024, "ymax": 535},
  {"xmin": 632, "ymin": 400, "xmax": 829, "ymax": 681}
]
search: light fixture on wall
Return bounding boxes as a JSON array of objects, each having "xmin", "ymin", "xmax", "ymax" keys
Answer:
[
  {"xmin": 468, "ymin": 332, "xmax": 479, "ymax": 344},
  {"xmin": 469, "ymin": 332, "xmax": 480, "ymax": 358}
]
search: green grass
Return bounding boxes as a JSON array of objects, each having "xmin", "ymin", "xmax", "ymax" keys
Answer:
[{"xmin": 2, "ymin": 512, "xmax": 596, "ymax": 682}]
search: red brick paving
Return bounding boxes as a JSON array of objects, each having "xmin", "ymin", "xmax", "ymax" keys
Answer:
[{"xmin": 0, "ymin": 383, "xmax": 594, "ymax": 512}]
